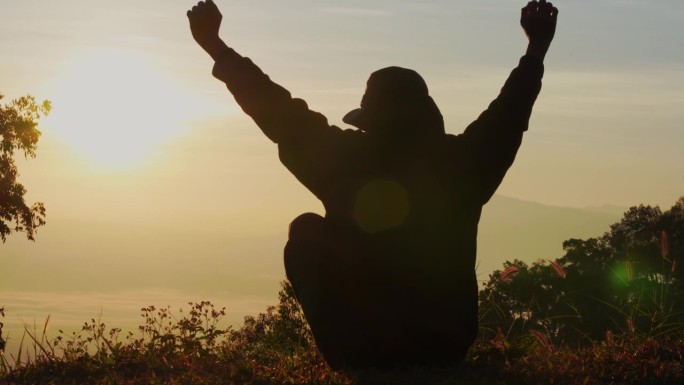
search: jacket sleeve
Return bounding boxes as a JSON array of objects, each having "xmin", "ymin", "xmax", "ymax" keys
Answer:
[
  {"xmin": 458, "ymin": 55, "xmax": 544, "ymax": 204},
  {"xmin": 211, "ymin": 48, "xmax": 347, "ymax": 198}
]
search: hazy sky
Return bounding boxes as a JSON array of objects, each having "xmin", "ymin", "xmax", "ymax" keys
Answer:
[
  {"xmin": 1, "ymin": 0, "xmax": 683, "ymax": 329},
  {"xmin": 2, "ymin": 0, "xmax": 682, "ymax": 213}
]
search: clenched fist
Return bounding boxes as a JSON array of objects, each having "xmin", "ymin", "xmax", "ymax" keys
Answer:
[
  {"xmin": 187, "ymin": 0, "xmax": 226, "ymax": 60},
  {"xmin": 521, "ymin": 0, "xmax": 559, "ymax": 60}
]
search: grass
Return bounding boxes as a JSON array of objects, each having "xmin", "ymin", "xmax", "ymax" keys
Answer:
[{"xmin": 1, "ymin": 283, "xmax": 683, "ymax": 385}]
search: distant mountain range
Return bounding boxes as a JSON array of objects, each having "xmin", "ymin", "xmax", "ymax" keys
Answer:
[
  {"xmin": 477, "ymin": 195, "xmax": 624, "ymax": 282},
  {"xmin": 2, "ymin": 195, "xmax": 626, "ymax": 294}
]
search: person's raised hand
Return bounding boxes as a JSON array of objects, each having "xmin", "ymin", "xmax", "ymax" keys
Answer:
[
  {"xmin": 187, "ymin": 0, "xmax": 225, "ymax": 59},
  {"xmin": 521, "ymin": 0, "xmax": 558, "ymax": 59}
]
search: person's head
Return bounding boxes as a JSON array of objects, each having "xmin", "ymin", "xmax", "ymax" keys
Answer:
[{"xmin": 343, "ymin": 67, "xmax": 444, "ymax": 140}]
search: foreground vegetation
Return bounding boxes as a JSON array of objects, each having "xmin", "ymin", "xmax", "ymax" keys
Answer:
[
  {"xmin": 2, "ymin": 199, "xmax": 683, "ymax": 384},
  {"xmin": 1, "ymin": 282, "xmax": 683, "ymax": 385}
]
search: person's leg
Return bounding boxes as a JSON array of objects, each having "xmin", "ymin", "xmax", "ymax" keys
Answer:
[
  {"xmin": 283, "ymin": 213, "xmax": 366, "ymax": 368},
  {"xmin": 284, "ymin": 213, "xmax": 345, "ymax": 364}
]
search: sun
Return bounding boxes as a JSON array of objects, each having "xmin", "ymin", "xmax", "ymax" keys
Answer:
[{"xmin": 44, "ymin": 49, "xmax": 197, "ymax": 170}]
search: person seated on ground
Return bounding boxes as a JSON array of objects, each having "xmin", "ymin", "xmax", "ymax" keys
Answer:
[{"xmin": 187, "ymin": 0, "xmax": 558, "ymax": 369}]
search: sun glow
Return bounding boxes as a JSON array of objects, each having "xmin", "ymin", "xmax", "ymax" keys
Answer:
[{"xmin": 44, "ymin": 49, "xmax": 200, "ymax": 169}]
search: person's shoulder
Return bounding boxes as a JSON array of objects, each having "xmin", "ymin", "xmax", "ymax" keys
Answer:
[
  {"xmin": 297, "ymin": 125, "xmax": 365, "ymax": 153},
  {"xmin": 332, "ymin": 126, "xmax": 365, "ymax": 142}
]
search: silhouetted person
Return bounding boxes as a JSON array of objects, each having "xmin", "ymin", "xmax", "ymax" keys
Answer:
[{"xmin": 188, "ymin": 0, "xmax": 558, "ymax": 369}]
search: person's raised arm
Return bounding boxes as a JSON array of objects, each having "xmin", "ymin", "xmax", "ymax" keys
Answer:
[
  {"xmin": 187, "ymin": 1, "xmax": 346, "ymax": 198},
  {"xmin": 187, "ymin": 0, "xmax": 338, "ymax": 146},
  {"xmin": 458, "ymin": 0, "xmax": 558, "ymax": 203}
]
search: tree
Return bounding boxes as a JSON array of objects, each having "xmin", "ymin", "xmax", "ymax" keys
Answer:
[
  {"xmin": 480, "ymin": 197, "xmax": 684, "ymax": 345},
  {"xmin": 658, "ymin": 198, "xmax": 684, "ymax": 290},
  {"xmin": 0, "ymin": 93, "xmax": 50, "ymax": 242}
]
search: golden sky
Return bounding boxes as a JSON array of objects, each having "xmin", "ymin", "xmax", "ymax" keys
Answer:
[{"xmin": 2, "ymin": 0, "xmax": 681, "ymax": 212}]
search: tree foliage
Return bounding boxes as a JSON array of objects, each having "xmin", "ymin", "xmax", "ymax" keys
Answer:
[
  {"xmin": 0, "ymin": 93, "xmax": 50, "ymax": 242},
  {"xmin": 479, "ymin": 198, "xmax": 684, "ymax": 346}
]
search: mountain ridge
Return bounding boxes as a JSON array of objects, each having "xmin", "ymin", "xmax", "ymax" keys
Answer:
[{"xmin": 2, "ymin": 194, "xmax": 626, "ymax": 292}]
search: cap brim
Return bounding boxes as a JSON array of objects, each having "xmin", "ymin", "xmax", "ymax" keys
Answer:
[{"xmin": 342, "ymin": 108, "xmax": 364, "ymax": 128}]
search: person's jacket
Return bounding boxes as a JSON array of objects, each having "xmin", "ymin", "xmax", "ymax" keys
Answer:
[{"xmin": 212, "ymin": 51, "xmax": 544, "ymax": 365}]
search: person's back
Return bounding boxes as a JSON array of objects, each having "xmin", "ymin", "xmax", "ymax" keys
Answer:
[
  {"xmin": 188, "ymin": 0, "xmax": 558, "ymax": 369},
  {"xmin": 284, "ymin": 131, "xmax": 483, "ymax": 367}
]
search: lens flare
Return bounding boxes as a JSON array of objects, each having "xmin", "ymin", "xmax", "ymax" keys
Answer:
[{"xmin": 353, "ymin": 179, "xmax": 410, "ymax": 234}]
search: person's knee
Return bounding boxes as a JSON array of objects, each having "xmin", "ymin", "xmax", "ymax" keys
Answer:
[
  {"xmin": 285, "ymin": 213, "xmax": 324, "ymax": 277},
  {"xmin": 288, "ymin": 212, "xmax": 325, "ymax": 242}
]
